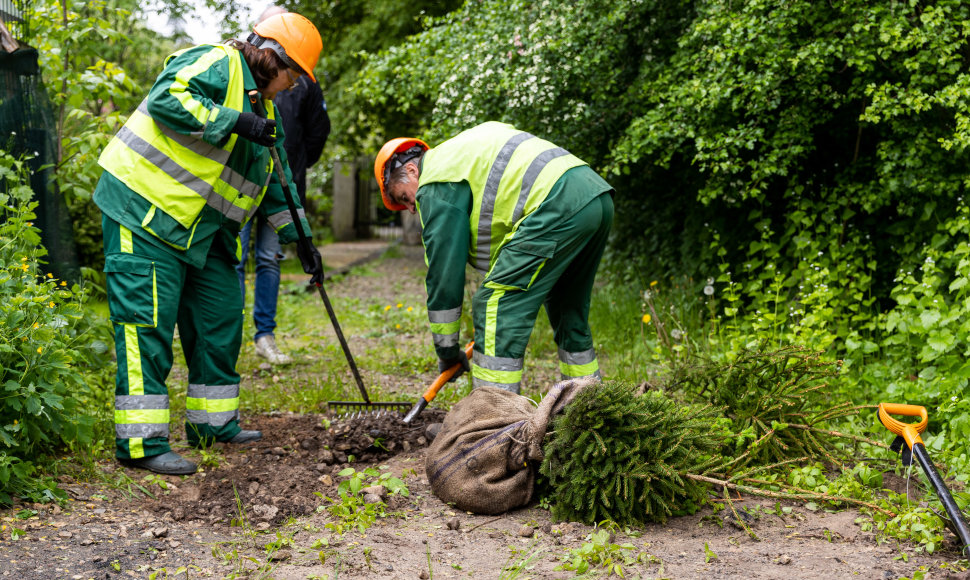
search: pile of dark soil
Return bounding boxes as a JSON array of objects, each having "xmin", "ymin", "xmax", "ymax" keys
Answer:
[{"xmin": 150, "ymin": 409, "xmax": 446, "ymax": 527}]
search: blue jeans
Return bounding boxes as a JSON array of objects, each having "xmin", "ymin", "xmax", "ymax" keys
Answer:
[{"xmin": 236, "ymin": 216, "xmax": 282, "ymax": 340}]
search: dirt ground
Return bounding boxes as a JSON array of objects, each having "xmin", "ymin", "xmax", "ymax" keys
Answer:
[{"xmin": 1, "ymin": 244, "xmax": 968, "ymax": 579}]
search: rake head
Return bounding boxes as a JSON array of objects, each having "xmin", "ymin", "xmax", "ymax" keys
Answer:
[{"xmin": 326, "ymin": 400, "xmax": 412, "ymax": 419}]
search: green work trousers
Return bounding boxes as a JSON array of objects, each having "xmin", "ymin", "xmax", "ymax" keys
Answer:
[
  {"xmin": 102, "ymin": 214, "xmax": 243, "ymax": 460},
  {"xmin": 471, "ymin": 193, "xmax": 614, "ymax": 393}
]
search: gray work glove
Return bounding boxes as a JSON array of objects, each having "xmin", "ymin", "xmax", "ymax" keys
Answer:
[
  {"xmin": 233, "ymin": 112, "xmax": 277, "ymax": 147},
  {"xmin": 438, "ymin": 349, "xmax": 470, "ymax": 382}
]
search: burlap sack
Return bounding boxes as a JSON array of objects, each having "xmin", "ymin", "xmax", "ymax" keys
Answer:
[{"xmin": 425, "ymin": 379, "xmax": 590, "ymax": 514}]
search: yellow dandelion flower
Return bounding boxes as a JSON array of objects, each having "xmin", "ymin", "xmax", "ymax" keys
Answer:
[
  {"xmin": 60, "ymin": 281, "xmax": 67, "ymax": 286},
  {"xmin": 48, "ymin": 301, "xmax": 55, "ymax": 308},
  {"xmin": 407, "ymin": 306, "xmax": 413, "ymax": 312},
  {"xmin": 37, "ymin": 347, "xmax": 42, "ymax": 354},
  {"xmin": 650, "ymin": 280, "xmax": 658, "ymax": 287},
  {"xmin": 395, "ymin": 324, "xmax": 401, "ymax": 329},
  {"xmin": 33, "ymin": 323, "xmax": 39, "ymax": 329},
  {"xmin": 13, "ymin": 419, "xmax": 17, "ymax": 425},
  {"xmin": 20, "ymin": 263, "xmax": 28, "ymax": 271},
  {"xmin": 384, "ymin": 305, "xmax": 392, "ymax": 311},
  {"xmin": 46, "ymin": 273, "xmax": 53, "ymax": 278},
  {"xmin": 641, "ymin": 314, "xmax": 652, "ymax": 324},
  {"xmin": 396, "ymin": 303, "xmax": 403, "ymax": 308}
]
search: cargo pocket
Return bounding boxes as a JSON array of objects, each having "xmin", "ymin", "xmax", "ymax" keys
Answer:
[
  {"xmin": 483, "ymin": 240, "xmax": 557, "ymax": 291},
  {"xmin": 104, "ymin": 253, "xmax": 158, "ymax": 327}
]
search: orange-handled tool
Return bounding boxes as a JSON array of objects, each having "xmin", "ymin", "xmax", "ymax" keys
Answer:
[
  {"xmin": 877, "ymin": 403, "xmax": 970, "ymax": 556},
  {"xmin": 402, "ymin": 342, "xmax": 474, "ymax": 424}
]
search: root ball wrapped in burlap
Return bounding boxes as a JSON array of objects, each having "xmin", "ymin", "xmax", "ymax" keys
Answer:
[{"xmin": 425, "ymin": 379, "xmax": 592, "ymax": 514}]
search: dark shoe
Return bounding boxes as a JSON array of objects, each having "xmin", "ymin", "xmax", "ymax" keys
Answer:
[
  {"xmin": 227, "ymin": 430, "xmax": 262, "ymax": 444},
  {"xmin": 120, "ymin": 451, "xmax": 197, "ymax": 475}
]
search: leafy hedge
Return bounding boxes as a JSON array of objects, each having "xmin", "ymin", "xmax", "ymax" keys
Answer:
[{"xmin": 0, "ymin": 150, "xmax": 113, "ymax": 504}]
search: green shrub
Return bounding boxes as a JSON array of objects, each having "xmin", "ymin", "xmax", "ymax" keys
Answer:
[
  {"xmin": 540, "ymin": 382, "xmax": 727, "ymax": 525},
  {"xmin": 0, "ymin": 150, "xmax": 113, "ymax": 504}
]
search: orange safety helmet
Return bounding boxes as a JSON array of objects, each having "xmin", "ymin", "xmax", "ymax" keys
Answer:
[
  {"xmin": 374, "ymin": 137, "xmax": 429, "ymax": 211},
  {"xmin": 249, "ymin": 12, "xmax": 322, "ymax": 82}
]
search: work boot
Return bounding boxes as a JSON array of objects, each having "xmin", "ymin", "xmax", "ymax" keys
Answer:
[
  {"xmin": 120, "ymin": 451, "xmax": 197, "ymax": 475},
  {"xmin": 255, "ymin": 335, "xmax": 292, "ymax": 364},
  {"xmin": 228, "ymin": 430, "xmax": 263, "ymax": 444}
]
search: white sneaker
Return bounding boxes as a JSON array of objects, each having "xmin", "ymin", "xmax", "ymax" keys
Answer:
[{"xmin": 254, "ymin": 335, "xmax": 292, "ymax": 364}]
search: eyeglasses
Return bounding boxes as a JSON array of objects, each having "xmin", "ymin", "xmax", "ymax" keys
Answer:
[{"xmin": 284, "ymin": 68, "xmax": 300, "ymax": 89}]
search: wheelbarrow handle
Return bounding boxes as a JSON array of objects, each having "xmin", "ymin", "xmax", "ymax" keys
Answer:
[{"xmin": 878, "ymin": 402, "xmax": 928, "ymax": 449}]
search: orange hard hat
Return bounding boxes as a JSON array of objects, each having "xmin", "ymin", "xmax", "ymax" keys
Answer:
[
  {"xmin": 374, "ymin": 137, "xmax": 429, "ymax": 211},
  {"xmin": 250, "ymin": 12, "xmax": 322, "ymax": 82}
]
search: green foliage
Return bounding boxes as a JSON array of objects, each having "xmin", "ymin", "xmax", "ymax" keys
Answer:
[
  {"xmin": 677, "ymin": 344, "xmax": 847, "ymax": 465},
  {"xmin": 318, "ymin": 465, "xmax": 408, "ymax": 536},
  {"xmin": 540, "ymin": 382, "xmax": 727, "ymax": 525},
  {"xmin": 556, "ymin": 529, "xmax": 657, "ymax": 577},
  {"xmin": 0, "ymin": 150, "xmax": 113, "ymax": 504}
]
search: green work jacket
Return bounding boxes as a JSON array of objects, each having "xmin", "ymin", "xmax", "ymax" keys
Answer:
[
  {"xmin": 417, "ymin": 122, "xmax": 612, "ymax": 359},
  {"xmin": 94, "ymin": 43, "xmax": 310, "ymax": 267}
]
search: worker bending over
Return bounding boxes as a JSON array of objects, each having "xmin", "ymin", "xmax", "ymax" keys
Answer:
[
  {"xmin": 94, "ymin": 13, "xmax": 325, "ymax": 475},
  {"xmin": 375, "ymin": 122, "xmax": 614, "ymax": 393}
]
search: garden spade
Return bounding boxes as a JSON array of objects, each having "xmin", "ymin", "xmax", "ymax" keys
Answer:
[
  {"xmin": 877, "ymin": 402, "xmax": 970, "ymax": 556},
  {"xmin": 247, "ymin": 91, "xmax": 410, "ymax": 416}
]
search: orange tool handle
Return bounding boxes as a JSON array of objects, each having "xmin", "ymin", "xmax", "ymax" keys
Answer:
[
  {"xmin": 877, "ymin": 402, "xmax": 928, "ymax": 449},
  {"xmin": 422, "ymin": 342, "xmax": 474, "ymax": 403}
]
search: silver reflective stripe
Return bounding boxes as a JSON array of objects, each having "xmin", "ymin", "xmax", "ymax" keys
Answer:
[
  {"xmin": 475, "ymin": 132, "xmax": 536, "ymax": 271},
  {"xmin": 115, "ymin": 395, "xmax": 170, "ymax": 410},
  {"xmin": 472, "ymin": 375, "xmax": 521, "ymax": 393},
  {"xmin": 511, "ymin": 147, "xmax": 570, "ymax": 225},
  {"xmin": 186, "ymin": 409, "xmax": 239, "ymax": 427},
  {"xmin": 558, "ymin": 347, "xmax": 597, "ymax": 365},
  {"xmin": 474, "ymin": 352, "xmax": 524, "ymax": 372},
  {"xmin": 137, "ymin": 101, "xmax": 231, "ymax": 166},
  {"xmin": 562, "ymin": 368, "xmax": 603, "ymax": 380},
  {"xmin": 267, "ymin": 207, "xmax": 305, "ymax": 230},
  {"xmin": 116, "ymin": 126, "xmax": 212, "ymax": 198},
  {"xmin": 187, "ymin": 383, "xmax": 239, "ymax": 399},
  {"xmin": 433, "ymin": 332, "xmax": 459, "ymax": 348},
  {"xmin": 205, "ymin": 188, "xmax": 248, "ymax": 222},
  {"xmin": 428, "ymin": 307, "xmax": 461, "ymax": 324},
  {"xmin": 116, "ymin": 423, "xmax": 168, "ymax": 439}
]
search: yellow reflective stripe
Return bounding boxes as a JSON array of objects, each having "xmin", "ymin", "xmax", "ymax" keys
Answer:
[
  {"xmin": 471, "ymin": 363, "xmax": 523, "ymax": 385},
  {"xmin": 152, "ymin": 267, "xmax": 158, "ymax": 327},
  {"xmin": 123, "ymin": 325, "xmax": 144, "ymax": 397},
  {"xmin": 430, "ymin": 321, "xmax": 460, "ymax": 335},
  {"xmin": 186, "ymin": 397, "xmax": 239, "ymax": 413},
  {"xmin": 169, "ymin": 47, "xmax": 228, "ymax": 125},
  {"xmin": 120, "ymin": 225, "xmax": 133, "ymax": 253},
  {"xmin": 560, "ymin": 359, "xmax": 599, "ymax": 377},
  {"xmin": 484, "ymin": 288, "xmax": 503, "ymax": 357},
  {"xmin": 129, "ymin": 438, "xmax": 145, "ymax": 459},
  {"xmin": 115, "ymin": 408, "xmax": 170, "ymax": 424}
]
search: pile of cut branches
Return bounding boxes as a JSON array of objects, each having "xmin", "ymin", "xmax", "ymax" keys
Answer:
[{"xmin": 539, "ymin": 344, "xmax": 890, "ymax": 526}]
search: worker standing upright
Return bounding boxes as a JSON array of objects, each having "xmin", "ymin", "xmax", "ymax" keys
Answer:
[
  {"xmin": 375, "ymin": 122, "xmax": 614, "ymax": 393},
  {"xmin": 94, "ymin": 13, "xmax": 325, "ymax": 475}
]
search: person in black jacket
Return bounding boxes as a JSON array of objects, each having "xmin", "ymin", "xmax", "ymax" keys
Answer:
[{"xmin": 236, "ymin": 5, "xmax": 331, "ymax": 365}]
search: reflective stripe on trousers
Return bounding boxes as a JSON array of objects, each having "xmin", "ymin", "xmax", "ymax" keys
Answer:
[{"xmin": 186, "ymin": 383, "xmax": 241, "ymax": 427}]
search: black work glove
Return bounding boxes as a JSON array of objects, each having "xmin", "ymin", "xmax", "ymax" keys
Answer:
[
  {"xmin": 233, "ymin": 112, "xmax": 277, "ymax": 147},
  {"xmin": 438, "ymin": 349, "xmax": 470, "ymax": 382},
  {"xmin": 296, "ymin": 242, "xmax": 324, "ymax": 286}
]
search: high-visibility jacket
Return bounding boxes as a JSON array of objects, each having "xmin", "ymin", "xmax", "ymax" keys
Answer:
[
  {"xmin": 95, "ymin": 43, "xmax": 309, "ymax": 266},
  {"xmin": 417, "ymin": 122, "xmax": 612, "ymax": 359}
]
